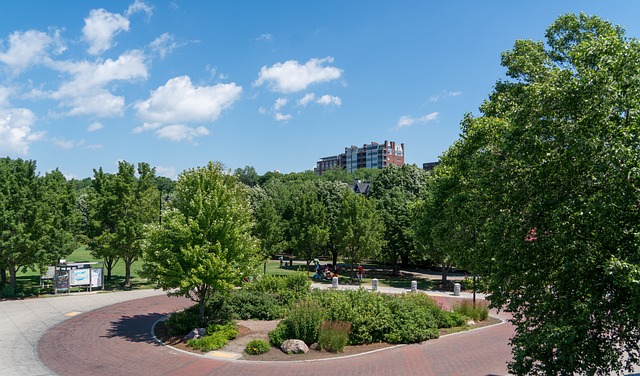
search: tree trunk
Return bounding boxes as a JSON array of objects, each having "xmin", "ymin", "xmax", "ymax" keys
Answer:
[
  {"xmin": 124, "ymin": 259, "xmax": 132, "ymax": 287},
  {"xmin": 8, "ymin": 260, "xmax": 17, "ymax": 290},
  {"xmin": 350, "ymin": 260, "xmax": 355, "ymax": 283},
  {"xmin": 400, "ymin": 253, "xmax": 409, "ymax": 268},
  {"xmin": 199, "ymin": 298, "xmax": 206, "ymax": 327},
  {"xmin": 392, "ymin": 253, "xmax": 400, "ymax": 276},
  {"xmin": 0, "ymin": 267, "xmax": 6, "ymax": 286},
  {"xmin": 441, "ymin": 264, "xmax": 449, "ymax": 284}
]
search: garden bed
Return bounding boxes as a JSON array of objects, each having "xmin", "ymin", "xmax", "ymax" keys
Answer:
[{"xmin": 154, "ymin": 316, "xmax": 501, "ymax": 361}]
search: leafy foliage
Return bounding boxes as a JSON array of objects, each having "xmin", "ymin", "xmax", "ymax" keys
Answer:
[
  {"xmin": 142, "ymin": 161, "xmax": 260, "ymax": 325},
  {"xmin": 427, "ymin": 13, "xmax": 640, "ymax": 375},
  {"xmin": 245, "ymin": 339, "xmax": 271, "ymax": 355},
  {"xmin": 451, "ymin": 299, "xmax": 489, "ymax": 322}
]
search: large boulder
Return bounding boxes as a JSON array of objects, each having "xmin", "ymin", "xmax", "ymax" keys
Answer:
[
  {"xmin": 183, "ymin": 328, "xmax": 206, "ymax": 340},
  {"xmin": 280, "ymin": 339, "xmax": 309, "ymax": 354}
]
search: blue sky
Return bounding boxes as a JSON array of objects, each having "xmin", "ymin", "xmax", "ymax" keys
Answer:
[{"xmin": 1, "ymin": 1, "xmax": 640, "ymax": 179}]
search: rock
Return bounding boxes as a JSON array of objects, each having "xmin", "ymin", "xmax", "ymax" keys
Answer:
[
  {"xmin": 466, "ymin": 320, "xmax": 476, "ymax": 326},
  {"xmin": 184, "ymin": 328, "xmax": 206, "ymax": 340},
  {"xmin": 280, "ymin": 339, "xmax": 309, "ymax": 354}
]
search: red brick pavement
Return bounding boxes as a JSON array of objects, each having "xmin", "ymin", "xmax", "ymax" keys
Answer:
[{"xmin": 37, "ymin": 294, "xmax": 513, "ymax": 376}]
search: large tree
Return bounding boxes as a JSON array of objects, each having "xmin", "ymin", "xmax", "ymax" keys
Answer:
[
  {"xmin": 0, "ymin": 158, "xmax": 77, "ymax": 290},
  {"xmin": 336, "ymin": 191, "xmax": 385, "ymax": 282},
  {"xmin": 142, "ymin": 162, "xmax": 260, "ymax": 324},
  {"xmin": 370, "ymin": 164, "xmax": 429, "ymax": 272},
  {"xmin": 290, "ymin": 184, "xmax": 329, "ymax": 274},
  {"xmin": 438, "ymin": 13, "xmax": 640, "ymax": 375},
  {"xmin": 87, "ymin": 161, "xmax": 157, "ymax": 285}
]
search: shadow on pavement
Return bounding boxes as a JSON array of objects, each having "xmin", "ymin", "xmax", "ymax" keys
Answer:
[{"xmin": 103, "ymin": 312, "xmax": 165, "ymax": 345}]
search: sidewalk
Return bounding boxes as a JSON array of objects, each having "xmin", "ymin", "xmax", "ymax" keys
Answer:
[
  {"xmin": 0, "ymin": 289, "xmax": 165, "ymax": 376},
  {"xmin": 310, "ymin": 280, "xmax": 487, "ymax": 300}
]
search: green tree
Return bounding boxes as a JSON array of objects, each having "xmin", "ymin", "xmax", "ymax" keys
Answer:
[
  {"xmin": 233, "ymin": 165, "xmax": 260, "ymax": 187},
  {"xmin": 250, "ymin": 187, "xmax": 285, "ymax": 266},
  {"xmin": 317, "ymin": 180, "xmax": 351, "ymax": 268},
  {"xmin": 290, "ymin": 185, "xmax": 329, "ymax": 274},
  {"xmin": 336, "ymin": 191, "xmax": 384, "ymax": 282},
  {"xmin": 439, "ymin": 13, "xmax": 640, "ymax": 375},
  {"xmin": 87, "ymin": 161, "xmax": 157, "ymax": 285},
  {"xmin": 370, "ymin": 164, "xmax": 428, "ymax": 271},
  {"xmin": 0, "ymin": 158, "xmax": 77, "ymax": 290},
  {"xmin": 141, "ymin": 162, "xmax": 260, "ymax": 325}
]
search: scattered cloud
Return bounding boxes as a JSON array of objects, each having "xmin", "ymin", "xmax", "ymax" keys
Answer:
[
  {"xmin": 273, "ymin": 97, "xmax": 288, "ymax": 111},
  {"xmin": 149, "ymin": 32, "xmax": 177, "ymax": 58},
  {"xmin": 82, "ymin": 8, "xmax": 130, "ymax": 55},
  {"xmin": 392, "ymin": 112, "xmax": 439, "ymax": 131},
  {"xmin": 155, "ymin": 124, "xmax": 209, "ymax": 141},
  {"xmin": 0, "ymin": 30, "xmax": 57, "ymax": 72},
  {"xmin": 256, "ymin": 33, "xmax": 273, "ymax": 42},
  {"xmin": 87, "ymin": 121, "xmax": 103, "ymax": 131},
  {"xmin": 297, "ymin": 93, "xmax": 315, "ymax": 107},
  {"xmin": 49, "ymin": 49, "xmax": 148, "ymax": 117},
  {"xmin": 316, "ymin": 94, "xmax": 341, "ymax": 107},
  {"xmin": 156, "ymin": 165, "xmax": 177, "ymax": 178},
  {"xmin": 52, "ymin": 137, "xmax": 77, "ymax": 149},
  {"xmin": 125, "ymin": 0, "xmax": 153, "ymax": 18},
  {"xmin": 254, "ymin": 57, "xmax": 342, "ymax": 93},
  {"xmin": 134, "ymin": 75, "xmax": 241, "ymax": 141},
  {"xmin": 274, "ymin": 113, "xmax": 292, "ymax": 122},
  {"xmin": 429, "ymin": 90, "xmax": 461, "ymax": 102},
  {"xmin": 86, "ymin": 143, "xmax": 103, "ymax": 150},
  {"xmin": 0, "ymin": 107, "xmax": 42, "ymax": 154},
  {"xmin": 258, "ymin": 106, "xmax": 267, "ymax": 115}
]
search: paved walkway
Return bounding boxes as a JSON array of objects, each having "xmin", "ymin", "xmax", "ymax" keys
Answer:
[{"xmin": 1, "ymin": 284, "xmax": 510, "ymax": 375}]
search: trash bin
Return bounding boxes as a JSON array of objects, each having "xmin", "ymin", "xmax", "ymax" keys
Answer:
[{"xmin": 454, "ymin": 283, "xmax": 461, "ymax": 296}]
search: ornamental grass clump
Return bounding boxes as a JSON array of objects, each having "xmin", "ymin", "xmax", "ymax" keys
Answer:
[
  {"xmin": 451, "ymin": 299, "xmax": 489, "ymax": 321},
  {"xmin": 318, "ymin": 321, "xmax": 352, "ymax": 353}
]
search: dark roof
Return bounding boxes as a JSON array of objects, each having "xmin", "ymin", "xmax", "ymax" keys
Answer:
[{"xmin": 351, "ymin": 181, "xmax": 370, "ymax": 194}]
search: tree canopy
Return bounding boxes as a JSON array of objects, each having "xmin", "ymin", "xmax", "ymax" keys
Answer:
[
  {"xmin": 141, "ymin": 162, "xmax": 260, "ymax": 324},
  {"xmin": 429, "ymin": 13, "xmax": 640, "ymax": 375}
]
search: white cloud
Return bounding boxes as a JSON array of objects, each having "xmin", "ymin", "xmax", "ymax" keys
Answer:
[
  {"xmin": 83, "ymin": 8, "xmax": 130, "ymax": 55},
  {"xmin": 53, "ymin": 138, "xmax": 76, "ymax": 149},
  {"xmin": 0, "ymin": 107, "xmax": 41, "ymax": 154},
  {"xmin": 86, "ymin": 143, "xmax": 103, "ymax": 150},
  {"xmin": 297, "ymin": 93, "xmax": 315, "ymax": 107},
  {"xmin": 393, "ymin": 112, "xmax": 439, "ymax": 131},
  {"xmin": 155, "ymin": 124, "xmax": 209, "ymax": 141},
  {"xmin": 49, "ymin": 50, "xmax": 148, "ymax": 117},
  {"xmin": 273, "ymin": 97, "xmax": 287, "ymax": 111},
  {"xmin": 135, "ymin": 75, "xmax": 242, "ymax": 124},
  {"xmin": 0, "ymin": 86, "xmax": 12, "ymax": 107},
  {"xmin": 429, "ymin": 90, "xmax": 461, "ymax": 102},
  {"xmin": 0, "ymin": 30, "xmax": 54, "ymax": 72},
  {"xmin": 156, "ymin": 165, "xmax": 177, "ymax": 178},
  {"xmin": 149, "ymin": 33, "xmax": 177, "ymax": 58},
  {"xmin": 316, "ymin": 94, "xmax": 341, "ymax": 107},
  {"xmin": 132, "ymin": 122, "xmax": 161, "ymax": 133},
  {"xmin": 87, "ymin": 121, "xmax": 103, "ymax": 131},
  {"xmin": 274, "ymin": 113, "xmax": 292, "ymax": 121},
  {"xmin": 125, "ymin": 0, "xmax": 153, "ymax": 17},
  {"xmin": 258, "ymin": 107, "xmax": 267, "ymax": 115},
  {"xmin": 256, "ymin": 34, "xmax": 273, "ymax": 42},
  {"xmin": 254, "ymin": 57, "xmax": 342, "ymax": 93}
]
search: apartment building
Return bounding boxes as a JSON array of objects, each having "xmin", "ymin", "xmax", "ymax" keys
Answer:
[{"xmin": 314, "ymin": 140, "xmax": 404, "ymax": 175}]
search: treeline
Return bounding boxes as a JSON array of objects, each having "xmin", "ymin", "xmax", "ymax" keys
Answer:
[{"xmin": 1, "ymin": 158, "xmax": 453, "ymax": 294}]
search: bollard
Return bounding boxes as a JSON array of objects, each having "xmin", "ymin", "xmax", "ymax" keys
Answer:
[
  {"xmin": 332, "ymin": 276, "xmax": 339, "ymax": 289},
  {"xmin": 372, "ymin": 278, "xmax": 378, "ymax": 291},
  {"xmin": 454, "ymin": 282, "xmax": 461, "ymax": 296},
  {"xmin": 411, "ymin": 280, "xmax": 417, "ymax": 292}
]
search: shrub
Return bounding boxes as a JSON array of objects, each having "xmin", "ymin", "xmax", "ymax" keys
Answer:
[
  {"xmin": 245, "ymin": 339, "xmax": 271, "ymax": 355},
  {"xmin": 283, "ymin": 300, "xmax": 324, "ymax": 345},
  {"xmin": 164, "ymin": 305, "xmax": 202, "ymax": 336},
  {"xmin": 206, "ymin": 322, "xmax": 237, "ymax": 339},
  {"xmin": 245, "ymin": 272, "xmax": 310, "ymax": 308},
  {"xmin": 188, "ymin": 331, "xmax": 229, "ymax": 352},
  {"xmin": 268, "ymin": 321, "xmax": 289, "ymax": 347},
  {"xmin": 318, "ymin": 321, "xmax": 351, "ymax": 353},
  {"xmin": 311, "ymin": 289, "xmax": 393, "ymax": 345},
  {"xmin": 436, "ymin": 310, "xmax": 467, "ymax": 328},
  {"xmin": 225, "ymin": 290, "xmax": 283, "ymax": 320},
  {"xmin": 452, "ymin": 299, "xmax": 489, "ymax": 321},
  {"xmin": 384, "ymin": 293, "xmax": 439, "ymax": 344}
]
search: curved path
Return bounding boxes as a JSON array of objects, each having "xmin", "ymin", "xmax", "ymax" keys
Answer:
[{"xmin": 36, "ymin": 292, "xmax": 514, "ymax": 376}]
